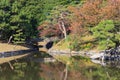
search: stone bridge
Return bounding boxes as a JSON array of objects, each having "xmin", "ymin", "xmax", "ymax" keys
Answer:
[
  {"xmin": 0, "ymin": 37, "xmax": 56, "ymax": 64},
  {"xmin": 30, "ymin": 37, "xmax": 58, "ymax": 52}
]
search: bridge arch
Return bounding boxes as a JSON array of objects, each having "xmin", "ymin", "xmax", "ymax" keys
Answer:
[{"xmin": 45, "ymin": 41, "xmax": 54, "ymax": 49}]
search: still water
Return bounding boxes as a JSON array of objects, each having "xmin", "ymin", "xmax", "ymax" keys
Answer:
[{"xmin": 0, "ymin": 53, "xmax": 120, "ymax": 80}]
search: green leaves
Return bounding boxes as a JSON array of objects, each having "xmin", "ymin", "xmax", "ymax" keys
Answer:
[
  {"xmin": 0, "ymin": 0, "xmax": 83, "ymax": 43},
  {"xmin": 0, "ymin": 0, "xmax": 42, "ymax": 43},
  {"xmin": 91, "ymin": 20, "xmax": 114, "ymax": 38},
  {"xmin": 13, "ymin": 29, "xmax": 25, "ymax": 44},
  {"xmin": 91, "ymin": 20, "xmax": 118, "ymax": 49}
]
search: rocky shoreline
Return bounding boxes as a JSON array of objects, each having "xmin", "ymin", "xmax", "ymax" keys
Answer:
[{"xmin": 48, "ymin": 47, "xmax": 120, "ymax": 61}]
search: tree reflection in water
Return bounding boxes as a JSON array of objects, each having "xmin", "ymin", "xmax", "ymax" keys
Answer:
[
  {"xmin": 105, "ymin": 60, "xmax": 120, "ymax": 68},
  {"xmin": 0, "ymin": 56, "xmax": 120, "ymax": 80},
  {"xmin": 0, "ymin": 60, "xmax": 44, "ymax": 80}
]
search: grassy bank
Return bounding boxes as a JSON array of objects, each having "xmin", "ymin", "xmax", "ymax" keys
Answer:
[{"xmin": 0, "ymin": 43, "xmax": 28, "ymax": 52}]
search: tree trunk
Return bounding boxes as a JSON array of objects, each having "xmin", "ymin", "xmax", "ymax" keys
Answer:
[
  {"xmin": 58, "ymin": 13, "xmax": 67, "ymax": 39},
  {"xmin": 61, "ymin": 21, "xmax": 67, "ymax": 39},
  {"xmin": 60, "ymin": 65, "xmax": 68, "ymax": 80},
  {"xmin": 8, "ymin": 36, "xmax": 13, "ymax": 44},
  {"xmin": 64, "ymin": 65, "xmax": 68, "ymax": 80}
]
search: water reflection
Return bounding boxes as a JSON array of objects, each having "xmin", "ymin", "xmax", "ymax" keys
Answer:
[
  {"xmin": 91, "ymin": 59, "xmax": 120, "ymax": 68},
  {"xmin": 0, "ymin": 54, "xmax": 120, "ymax": 80},
  {"xmin": 0, "ymin": 60, "xmax": 43, "ymax": 80},
  {"xmin": 106, "ymin": 60, "xmax": 120, "ymax": 68},
  {"xmin": 0, "ymin": 58, "xmax": 65, "ymax": 80}
]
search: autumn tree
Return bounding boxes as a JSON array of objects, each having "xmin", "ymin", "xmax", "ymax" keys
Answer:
[
  {"xmin": 38, "ymin": 22, "xmax": 62, "ymax": 38},
  {"xmin": 38, "ymin": 5, "xmax": 72, "ymax": 39},
  {"xmin": 67, "ymin": 0, "xmax": 120, "ymax": 50},
  {"xmin": 68, "ymin": 0, "xmax": 120, "ymax": 34}
]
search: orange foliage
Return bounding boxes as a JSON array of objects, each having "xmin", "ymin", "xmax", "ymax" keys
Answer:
[
  {"xmin": 38, "ymin": 0, "xmax": 120, "ymax": 38},
  {"xmin": 38, "ymin": 11, "xmax": 72, "ymax": 38},
  {"xmin": 68, "ymin": 0, "xmax": 120, "ymax": 35},
  {"xmin": 38, "ymin": 20, "xmax": 71, "ymax": 38},
  {"xmin": 38, "ymin": 22, "xmax": 61, "ymax": 37}
]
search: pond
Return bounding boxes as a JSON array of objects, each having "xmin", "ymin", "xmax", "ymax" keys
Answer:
[{"xmin": 0, "ymin": 52, "xmax": 120, "ymax": 80}]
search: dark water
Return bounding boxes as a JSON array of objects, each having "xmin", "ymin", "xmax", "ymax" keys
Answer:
[{"xmin": 0, "ymin": 53, "xmax": 120, "ymax": 80}]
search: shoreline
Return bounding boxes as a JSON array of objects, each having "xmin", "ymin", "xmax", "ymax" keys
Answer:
[{"xmin": 0, "ymin": 43, "xmax": 29, "ymax": 52}]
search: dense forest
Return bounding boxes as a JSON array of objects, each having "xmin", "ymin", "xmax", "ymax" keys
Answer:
[
  {"xmin": 0, "ymin": 0, "xmax": 80, "ymax": 43},
  {"xmin": 0, "ymin": 0, "xmax": 120, "ymax": 50}
]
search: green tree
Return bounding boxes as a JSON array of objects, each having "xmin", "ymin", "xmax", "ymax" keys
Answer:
[
  {"xmin": 0, "ymin": 0, "xmax": 80, "ymax": 43},
  {"xmin": 0, "ymin": 0, "xmax": 42, "ymax": 43},
  {"xmin": 91, "ymin": 20, "xmax": 119, "ymax": 49}
]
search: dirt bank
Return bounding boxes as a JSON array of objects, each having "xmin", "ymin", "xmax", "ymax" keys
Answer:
[{"xmin": 0, "ymin": 43, "xmax": 29, "ymax": 52}]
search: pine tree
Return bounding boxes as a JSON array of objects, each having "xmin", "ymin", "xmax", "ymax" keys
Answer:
[{"xmin": 91, "ymin": 20, "xmax": 117, "ymax": 49}]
